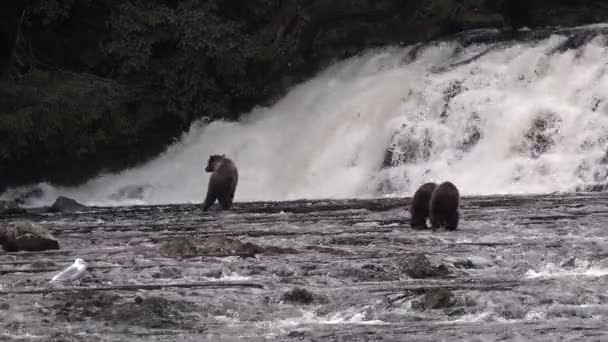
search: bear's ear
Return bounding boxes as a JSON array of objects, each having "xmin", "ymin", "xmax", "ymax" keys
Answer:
[{"xmin": 222, "ymin": 154, "xmax": 226, "ymax": 157}]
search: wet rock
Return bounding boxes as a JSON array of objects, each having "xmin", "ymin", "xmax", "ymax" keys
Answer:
[
  {"xmin": 498, "ymin": 305, "xmax": 526, "ymax": 320},
  {"xmin": 202, "ymin": 269, "xmax": 224, "ymax": 278},
  {"xmin": 115, "ymin": 296, "xmax": 197, "ymax": 329},
  {"xmin": 447, "ymin": 256, "xmax": 494, "ymax": 269},
  {"xmin": 520, "ymin": 112, "xmax": 562, "ymax": 158},
  {"xmin": 159, "ymin": 238, "xmax": 199, "ymax": 258},
  {"xmin": 282, "ymin": 288, "xmax": 315, "ymax": 305},
  {"xmin": 383, "ymin": 127, "xmax": 434, "ymax": 168},
  {"xmin": 287, "ymin": 330, "xmax": 308, "ymax": 339},
  {"xmin": 399, "ymin": 254, "xmax": 450, "ymax": 279},
  {"xmin": 49, "ymin": 196, "xmax": 87, "ymax": 213},
  {"xmin": 575, "ymin": 183, "xmax": 608, "ymax": 193},
  {"xmin": 0, "ymin": 221, "xmax": 60, "ymax": 252},
  {"xmin": 560, "ymin": 257, "xmax": 577, "ymax": 268},
  {"xmin": 452, "ymin": 259, "xmax": 475, "ymax": 269},
  {"xmin": 0, "ymin": 200, "xmax": 25, "ymax": 215},
  {"xmin": 199, "ymin": 236, "xmax": 262, "ymax": 257},
  {"xmin": 152, "ymin": 267, "xmax": 183, "ymax": 279},
  {"xmin": 51, "ymin": 292, "xmax": 196, "ymax": 329},
  {"xmin": 51, "ymin": 292, "xmax": 119, "ymax": 322},
  {"xmin": 412, "ymin": 288, "xmax": 455, "ymax": 310},
  {"xmin": 160, "ymin": 236, "xmax": 281, "ymax": 258}
]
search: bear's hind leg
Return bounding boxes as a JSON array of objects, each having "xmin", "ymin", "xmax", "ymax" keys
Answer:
[
  {"xmin": 202, "ymin": 191, "xmax": 217, "ymax": 211},
  {"xmin": 445, "ymin": 211, "xmax": 459, "ymax": 231},
  {"xmin": 218, "ymin": 195, "xmax": 233, "ymax": 210}
]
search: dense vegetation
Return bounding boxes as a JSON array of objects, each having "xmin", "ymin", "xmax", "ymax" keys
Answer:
[{"xmin": 1, "ymin": 0, "xmax": 607, "ymax": 191}]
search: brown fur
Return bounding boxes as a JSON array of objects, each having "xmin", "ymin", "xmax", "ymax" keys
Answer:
[
  {"xmin": 429, "ymin": 181, "xmax": 460, "ymax": 230},
  {"xmin": 202, "ymin": 155, "xmax": 238, "ymax": 211},
  {"xmin": 410, "ymin": 182, "xmax": 438, "ymax": 229}
]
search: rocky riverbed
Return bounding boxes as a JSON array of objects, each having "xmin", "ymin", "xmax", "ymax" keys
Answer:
[{"xmin": 2, "ymin": 193, "xmax": 608, "ymax": 341}]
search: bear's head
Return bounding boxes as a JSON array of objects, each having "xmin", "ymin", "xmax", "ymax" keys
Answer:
[{"xmin": 205, "ymin": 154, "xmax": 226, "ymax": 172}]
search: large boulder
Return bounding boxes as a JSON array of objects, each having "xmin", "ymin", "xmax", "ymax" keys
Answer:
[
  {"xmin": 49, "ymin": 196, "xmax": 87, "ymax": 213},
  {"xmin": 0, "ymin": 221, "xmax": 60, "ymax": 252}
]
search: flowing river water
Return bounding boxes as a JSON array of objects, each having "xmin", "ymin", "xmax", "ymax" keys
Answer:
[{"xmin": 2, "ymin": 193, "xmax": 608, "ymax": 341}]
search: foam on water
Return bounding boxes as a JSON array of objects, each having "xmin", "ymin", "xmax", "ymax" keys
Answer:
[
  {"xmin": 271, "ymin": 307, "xmax": 388, "ymax": 328},
  {"xmin": 6, "ymin": 26, "xmax": 608, "ymax": 206},
  {"xmin": 525, "ymin": 261, "xmax": 608, "ymax": 279}
]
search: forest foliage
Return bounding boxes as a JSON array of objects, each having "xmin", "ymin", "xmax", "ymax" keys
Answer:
[{"xmin": 1, "ymin": 0, "xmax": 607, "ymax": 190}]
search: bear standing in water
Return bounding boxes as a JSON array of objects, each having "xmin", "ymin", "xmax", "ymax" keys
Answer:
[
  {"xmin": 429, "ymin": 181, "xmax": 460, "ymax": 230},
  {"xmin": 410, "ymin": 182, "xmax": 438, "ymax": 229},
  {"xmin": 202, "ymin": 155, "xmax": 238, "ymax": 211}
]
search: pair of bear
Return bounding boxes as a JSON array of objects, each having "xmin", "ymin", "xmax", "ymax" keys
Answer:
[
  {"xmin": 202, "ymin": 154, "xmax": 460, "ymax": 231},
  {"xmin": 410, "ymin": 181, "xmax": 460, "ymax": 230}
]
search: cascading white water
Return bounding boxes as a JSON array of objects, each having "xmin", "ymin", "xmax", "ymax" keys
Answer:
[{"xmin": 6, "ymin": 25, "xmax": 608, "ymax": 206}]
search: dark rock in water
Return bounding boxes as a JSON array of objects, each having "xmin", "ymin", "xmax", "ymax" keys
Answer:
[
  {"xmin": 520, "ymin": 112, "xmax": 561, "ymax": 158},
  {"xmin": 0, "ymin": 221, "xmax": 60, "ymax": 252},
  {"xmin": 49, "ymin": 196, "xmax": 87, "ymax": 213},
  {"xmin": 199, "ymin": 236, "xmax": 262, "ymax": 257},
  {"xmin": 560, "ymin": 257, "xmax": 576, "ymax": 268},
  {"xmin": 575, "ymin": 183, "xmax": 608, "ymax": 193},
  {"xmin": 412, "ymin": 288, "xmax": 454, "ymax": 310},
  {"xmin": 287, "ymin": 331, "xmax": 308, "ymax": 339},
  {"xmin": 399, "ymin": 254, "xmax": 450, "ymax": 279},
  {"xmin": 282, "ymin": 288, "xmax": 315, "ymax": 305},
  {"xmin": 152, "ymin": 267, "xmax": 183, "ymax": 279},
  {"xmin": 447, "ymin": 256, "xmax": 494, "ymax": 270},
  {"xmin": 159, "ymin": 239, "xmax": 199, "ymax": 258},
  {"xmin": 383, "ymin": 128, "xmax": 434, "ymax": 168},
  {"xmin": 452, "ymin": 259, "xmax": 476, "ymax": 269},
  {"xmin": 0, "ymin": 200, "xmax": 25, "ymax": 215},
  {"xmin": 50, "ymin": 292, "xmax": 195, "ymax": 329},
  {"xmin": 103, "ymin": 296, "xmax": 196, "ymax": 329},
  {"xmin": 160, "ymin": 236, "xmax": 293, "ymax": 259}
]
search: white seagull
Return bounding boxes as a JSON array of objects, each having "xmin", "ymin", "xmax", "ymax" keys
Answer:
[{"xmin": 50, "ymin": 258, "xmax": 88, "ymax": 283}]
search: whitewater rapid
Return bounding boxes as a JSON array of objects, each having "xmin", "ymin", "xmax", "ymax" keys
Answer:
[{"xmin": 6, "ymin": 26, "xmax": 608, "ymax": 206}]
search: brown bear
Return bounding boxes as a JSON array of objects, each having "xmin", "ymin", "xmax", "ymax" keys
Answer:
[
  {"xmin": 429, "ymin": 181, "xmax": 460, "ymax": 230},
  {"xmin": 410, "ymin": 182, "xmax": 438, "ymax": 229},
  {"xmin": 202, "ymin": 154, "xmax": 238, "ymax": 211}
]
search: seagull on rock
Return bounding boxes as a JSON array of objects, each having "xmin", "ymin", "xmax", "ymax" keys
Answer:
[{"xmin": 50, "ymin": 258, "xmax": 88, "ymax": 283}]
